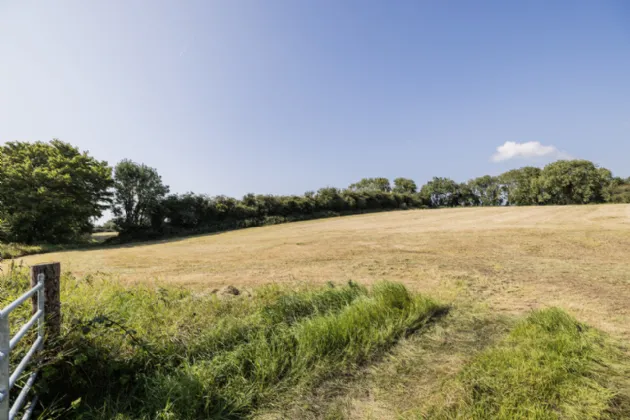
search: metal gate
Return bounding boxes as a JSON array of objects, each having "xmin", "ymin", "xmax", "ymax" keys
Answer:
[{"xmin": 0, "ymin": 273, "xmax": 45, "ymax": 420}]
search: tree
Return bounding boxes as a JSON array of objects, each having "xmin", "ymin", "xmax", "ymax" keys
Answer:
[
  {"xmin": 392, "ymin": 177, "xmax": 418, "ymax": 194},
  {"xmin": 608, "ymin": 177, "xmax": 630, "ymax": 203},
  {"xmin": 0, "ymin": 140, "xmax": 113, "ymax": 243},
  {"xmin": 468, "ymin": 175, "xmax": 502, "ymax": 206},
  {"xmin": 420, "ymin": 177, "xmax": 460, "ymax": 207},
  {"xmin": 537, "ymin": 160, "xmax": 605, "ymax": 205},
  {"xmin": 499, "ymin": 167, "xmax": 541, "ymax": 205},
  {"xmin": 348, "ymin": 177, "xmax": 391, "ymax": 193},
  {"xmin": 597, "ymin": 168, "xmax": 616, "ymax": 203},
  {"xmin": 457, "ymin": 182, "xmax": 479, "ymax": 207},
  {"xmin": 112, "ymin": 160, "xmax": 169, "ymax": 230}
]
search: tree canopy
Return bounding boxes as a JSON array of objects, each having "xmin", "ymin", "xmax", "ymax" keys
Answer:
[
  {"xmin": 0, "ymin": 140, "xmax": 112, "ymax": 243},
  {"xmin": 499, "ymin": 166, "xmax": 542, "ymax": 205},
  {"xmin": 348, "ymin": 177, "xmax": 391, "ymax": 193},
  {"xmin": 393, "ymin": 177, "xmax": 418, "ymax": 194},
  {"xmin": 420, "ymin": 177, "xmax": 460, "ymax": 207},
  {"xmin": 537, "ymin": 160, "xmax": 608, "ymax": 205},
  {"xmin": 468, "ymin": 175, "xmax": 501, "ymax": 206},
  {"xmin": 112, "ymin": 160, "xmax": 169, "ymax": 230}
]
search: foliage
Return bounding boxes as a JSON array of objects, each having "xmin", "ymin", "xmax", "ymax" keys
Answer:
[
  {"xmin": 112, "ymin": 160, "xmax": 169, "ymax": 231},
  {"xmin": 97, "ymin": 158, "xmax": 629, "ymax": 243},
  {"xmin": 103, "ymin": 219, "xmax": 118, "ymax": 232},
  {"xmin": 393, "ymin": 177, "xmax": 418, "ymax": 194},
  {"xmin": 434, "ymin": 308, "xmax": 629, "ymax": 419},
  {"xmin": 499, "ymin": 166, "xmax": 542, "ymax": 205},
  {"xmin": 0, "ymin": 140, "xmax": 113, "ymax": 243},
  {"xmin": 420, "ymin": 177, "xmax": 462, "ymax": 207},
  {"xmin": 0, "ymin": 270, "xmax": 442, "ymax": 419},
  {"xmin": 537, "ymin": 160, "xmax": 610, "ymax": 205},
  {"xmin": 607, "ymin": 177, "xmax": 630, "ymax": 203},
  {"xmin": 468, "ymin": 175, "xmax": 502, "ymax": 206},
  {"xmin": 93, "ymin": 220, "xmax": 118, "ymax": 233},
  {"xmin": 348, "ymin": 177, "xmax": 392, "ymax": 192}
]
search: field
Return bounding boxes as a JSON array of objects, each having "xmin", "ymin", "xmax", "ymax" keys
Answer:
[
  {"xmin": 13, "ymin": 204, "xmax": 630, "ymax": 338},
  {"xmin": 3, "ymin": 204, "xmax": 630, "ymax": 418}
]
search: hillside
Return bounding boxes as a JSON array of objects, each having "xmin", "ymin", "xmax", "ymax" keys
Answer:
[{"xmin": 11, "ymin": 204, "xmax": 630, "ymax": 339}]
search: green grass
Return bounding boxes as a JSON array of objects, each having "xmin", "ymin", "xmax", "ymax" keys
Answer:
[
  {"xmin": 3, "ymin": 265, "xmax": 629, "ymax": 419},
  {"xmin": 431, "ymin": 308, "xmax": 630, "ymax": 419},
  {"xmin": 0, "ymin": 241, "xmax": 91, "ymax": 259},
  {"xmin": 0, "ymin": 268, "xmax": 443, "ymax": 419},
  {"xmin": 0, "ymin": 242, "xmax": 54, "ymax": 259},
  {"xmin": 143, "ymin": 282, "xmax": 442, "ymax": 419},
  {"xmin": 0, "ymin": 232, "xmax": 118, "ymax": 259}
]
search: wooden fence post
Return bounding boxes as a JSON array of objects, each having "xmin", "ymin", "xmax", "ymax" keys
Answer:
[{"xmin": 30, "ymin": 263, "xmax": 61, "ymax": 338}]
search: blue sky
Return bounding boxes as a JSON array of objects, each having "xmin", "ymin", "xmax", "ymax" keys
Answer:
[{"xmin": 1, "ymin": 0, "xmax": 629, "ymax": 198}]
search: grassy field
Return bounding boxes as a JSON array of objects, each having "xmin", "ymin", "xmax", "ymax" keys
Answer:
[
  {"xmin": 3, "ymin": 204, "xmax": 630, "ymax": 418},
  {"xmin": 10, "ymin": 204, "xmax": 630, "ymax": 337}
]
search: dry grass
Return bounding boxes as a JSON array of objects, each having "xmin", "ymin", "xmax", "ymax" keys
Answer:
[{"xmin": 9, "ymin": 205, "xmax": 630, "ymax": 339}]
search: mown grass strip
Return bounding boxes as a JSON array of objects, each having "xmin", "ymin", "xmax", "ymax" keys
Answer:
[{"xmin": 432, "ymin": 308, "xmax": 630, "ymax": 420}]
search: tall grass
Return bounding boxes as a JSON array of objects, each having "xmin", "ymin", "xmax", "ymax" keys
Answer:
[
  {"xmin": 6, "ymin": 266, "xmax": 626, "ymax": 419},
  {"xmin": 433, "ymin": 308, "xmax": 630, "ymax": 419},
  {"xmin": 145, "ymin": 282, "xmax": 442, "ymax": 419},
  {"xmin": 0, "ymin": 267, "xmax": 443, "ymax": 419}
]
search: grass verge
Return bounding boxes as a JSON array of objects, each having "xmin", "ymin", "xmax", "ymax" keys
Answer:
[{"xmin": 0, "ymin": 268, "xmax": 443, "ymax": 419}]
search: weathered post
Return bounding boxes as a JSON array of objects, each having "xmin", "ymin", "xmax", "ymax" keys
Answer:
[{"xmin": 30, "ymin": 263, "xmax": 61, "ymax": 338}]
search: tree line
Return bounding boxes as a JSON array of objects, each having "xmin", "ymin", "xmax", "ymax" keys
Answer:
[{"xmin": 0, "ymin": 139, "xmax": 628, "ymax": 244}]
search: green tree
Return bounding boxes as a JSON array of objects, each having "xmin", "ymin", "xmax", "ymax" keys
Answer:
[
  {"xmin": 596, "ymin": 168, "xmax": 616, "ymax": 202},
  {"xmin": 392, "ymin": 177, "xmax": 418, "ymax": 194},
  {"xmin": 608, "ymin": 177, "xmax": 630, "ymax": 203},
  {"xmin": 537, "ymin": 160, "xmax": 606, "ymax": 205},
  {"xmin": 112, "ymin": 160, "xmax": 169, "ymax": 230},
  {"xmin": 457, "ymin": 182, "xmax": 479, "ymax": 206},
  {"xmin": 468, "ymin": 175, "xmax": 502, "ymax": 206},
  {"xmin": 348, "ymin": 177, "xmax": 391, "ymax": 192},
  {"xmin": 499, "ymin": 167, "xmax": 542, "ymax": 205},
  {"xmin": 420, "ymin": 177, "xmax": 460, "ymax": 207},
  {"xmin": 0, "ymin": 140, "xmax": 113, "ymax": 243}
]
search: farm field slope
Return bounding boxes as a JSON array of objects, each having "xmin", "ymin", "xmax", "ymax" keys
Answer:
[{"xmin": 10, "ymin": 204, "xmax": 630, "ymax": 339}]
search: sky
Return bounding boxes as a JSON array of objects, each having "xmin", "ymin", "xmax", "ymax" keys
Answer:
[{"xmin": 1, "ymin": 0, "xmax": 629, "ymax": 198}]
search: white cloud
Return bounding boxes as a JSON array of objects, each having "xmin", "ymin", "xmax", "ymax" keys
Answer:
[{"xmin": 491, "ymin": 141, "xmax": 570, "ymax": 162}]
